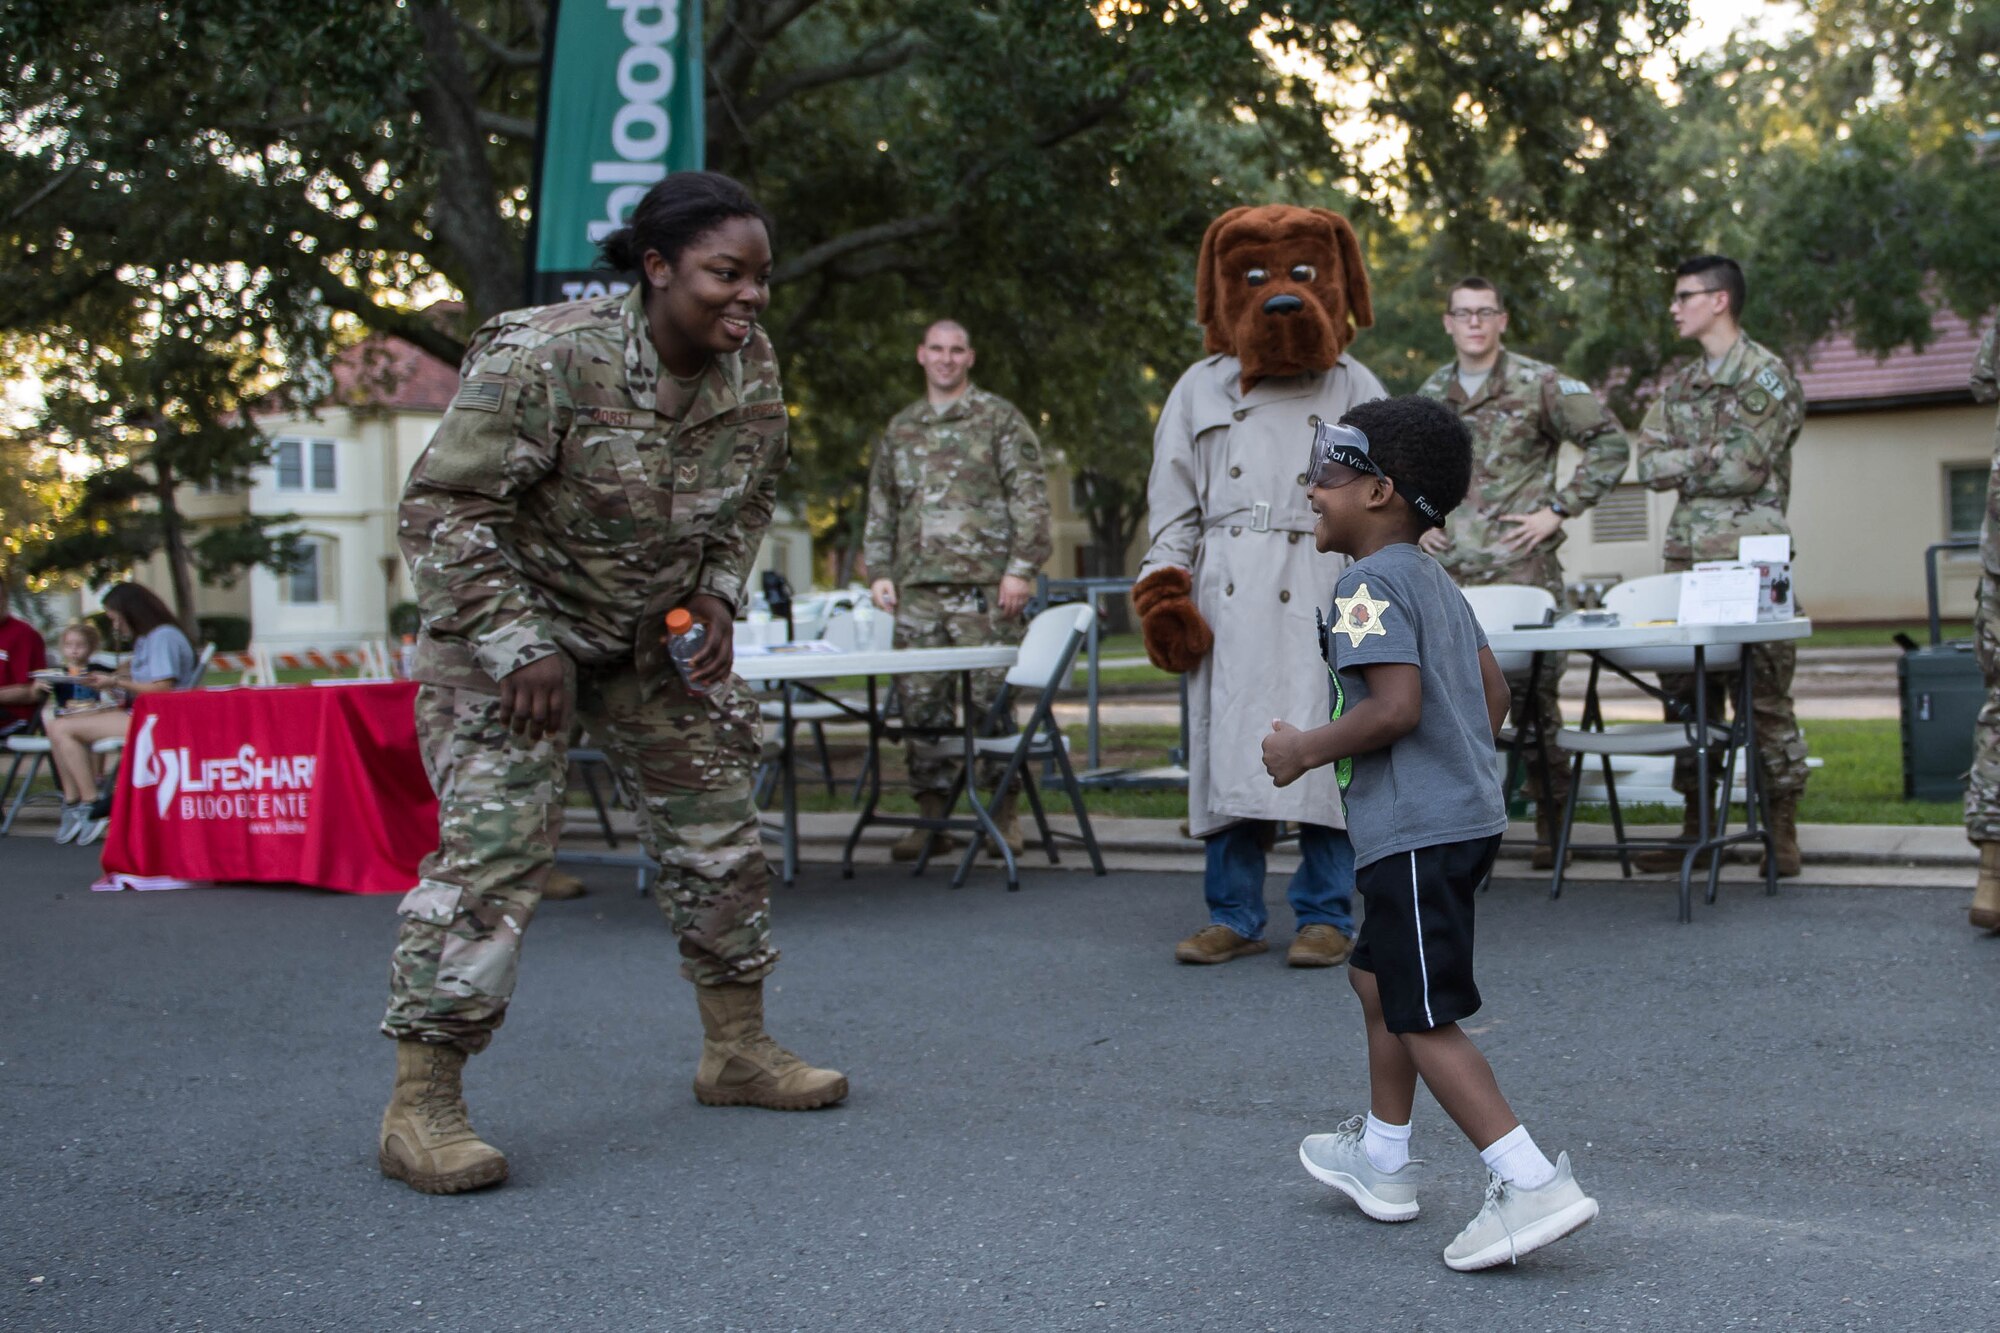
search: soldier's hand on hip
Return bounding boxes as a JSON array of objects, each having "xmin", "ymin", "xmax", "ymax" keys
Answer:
[
  {"xmin": 498, "ymin": 655, "xmax": 569, "ymax": 742},
  {"xmin": 870, "ymin": 578, "xmax": 898, "ymax": 613},
  {"xmin": 683, "ymin": 593, "xmax": 736, "ymax": 688},
  {"xmin": 1496, "ymin": 507, "xmax": 1562, "ymax": 553},
  {"xmin": 1418, "ymin": 527, "xmax": 1452, "ymax": 557},
  {"xmin": 997, "ymin": 574, "xmax": 1032, "ymax": 619}
]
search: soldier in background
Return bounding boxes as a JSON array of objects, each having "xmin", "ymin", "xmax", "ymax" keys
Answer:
[
  {"xmin": 864, "ymin": 320, "xmax": 1052, "ymax": 861},
  {"xmin": 1417, "ymin": 276, "xmax": 1631, "ymax": 867},
  {"xmin": 1634, "ymin": 255, "xmax": 1809, "ymax": 877},
  {"xmin": 378, "ymin": 172, "xmax": 845, "ymax": 1197},
  {"xmin": 1964, "ymin": 321, "xmax": 1999, "ymax": 930}
]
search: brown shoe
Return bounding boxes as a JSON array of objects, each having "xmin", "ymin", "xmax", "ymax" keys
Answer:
[
  {"xmin": 1633, "ymin": 796, "xmax": 1709, "ymax": 874},
  {"xmin": 693, "ymin": 981, "xmax": 848, "ymax": 1110},
  {"xmin": 892, "ymin": 793, "xmax": 961, "ymax": 862},
  {"xmin": 1530, "ymin": 805, "xmax": 1572, "ymax": 871},
  {"xmin": 378, "ymin": 1041, "xmax": 509, "ymax": 1195},
  {"xmin": 1174, "ymin": 924, "xmax": 1268, "ymax": 965},
  {"xmin": 541, "ymin": 868, "xmax": 587, "ymax": 900},
  {"xmin": 984, "ymin": 790, "xmax": 1026, "ymax": 860},
  {"xmin": 1972, "ymin": 842, "xmax": 2000, "ymax": 931},
  {"xmin": 1760, "ymin": 795, "xmax": 1802, "ymax": 879},
  {"xmin": 1286, "ymin": 923, "xmax": 1353, "ymax": 968}
]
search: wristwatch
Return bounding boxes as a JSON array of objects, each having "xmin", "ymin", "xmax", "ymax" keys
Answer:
[{"xmin": 1548, "ymin": 500, "xmax": 1570, "ymax": 519}]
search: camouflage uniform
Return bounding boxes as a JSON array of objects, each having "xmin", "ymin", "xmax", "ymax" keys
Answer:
[
  {"xmin": 382, "ymin": 287, "xmax": 788, "ymax": 1054},
  {"xmin": 862, "ymin": 385, "xmax": 1052, "ymax": 796},
  {"xmin": 1636, "ymin": 334, "xmax": 1809, "ymax": 800},
  {"xmin": 1964, "ymin": 324, "xmax": 2000, "ymax": 841},
  {"xmin": 1418, "ymin": 350, "xmax": 1631, "ymax": 807}
]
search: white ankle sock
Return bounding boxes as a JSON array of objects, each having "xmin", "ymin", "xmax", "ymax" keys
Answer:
[
  {"xmin": 1363, "ymin": 1113, "xmax": 1412, "ymax": 1173},
  {"xmin": 1480, "ymin": 1123, "xmax": 1557, "ymax": 1189}
]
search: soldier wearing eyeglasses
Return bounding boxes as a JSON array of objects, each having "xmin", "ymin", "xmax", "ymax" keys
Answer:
[
  {"xmin": 1633, "ymin": 254, "xmax": 1809, "ymax": 877},
  {"xmin": 1416, "ymin": 276, "xmax": 1630, "ymax": 868}
]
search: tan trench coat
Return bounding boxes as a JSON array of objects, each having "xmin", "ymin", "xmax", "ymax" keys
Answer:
[{"xmin": 1139, "ymin": 352, "xmax": 1388, "ymax": 837}]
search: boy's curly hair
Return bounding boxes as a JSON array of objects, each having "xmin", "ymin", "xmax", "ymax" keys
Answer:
[{"xmin": 1337, "ymin": 395, "xmax": 1473, "ymax": 528}]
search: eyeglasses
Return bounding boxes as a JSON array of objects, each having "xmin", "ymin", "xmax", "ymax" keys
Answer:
[
  {"xmin": 1668, "ymin": 287, "xmax": 1725, "ymax": 307},
  {"xmin": 1446, "ymin": 307, "xmax": 1504, "ymax": 323}
]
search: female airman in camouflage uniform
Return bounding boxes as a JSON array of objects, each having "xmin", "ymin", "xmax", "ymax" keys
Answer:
[{"xmin": 377, "ymin": 173, "xmax": 845, "ymax": 1196}]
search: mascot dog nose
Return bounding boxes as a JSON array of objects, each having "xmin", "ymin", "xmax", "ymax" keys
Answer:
[{"xmin": 1261, "ymin": 293, "xmax": 1304, "ymax": 316}]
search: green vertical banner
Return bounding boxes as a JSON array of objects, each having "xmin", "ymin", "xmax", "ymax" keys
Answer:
[{"xmin": 526, "ymin": 0, "xmax": 705, "ymax": 306}]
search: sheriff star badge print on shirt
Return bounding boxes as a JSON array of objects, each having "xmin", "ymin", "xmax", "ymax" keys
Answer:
[{"xmin": 1332, "ymin": 584, "xmax": 1392, "ymax": 648}]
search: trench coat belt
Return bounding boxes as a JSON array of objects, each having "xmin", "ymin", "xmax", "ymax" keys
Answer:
[{"xmin": 1200, "ymin": 502, "xmax": 1314, "ymax": 535}]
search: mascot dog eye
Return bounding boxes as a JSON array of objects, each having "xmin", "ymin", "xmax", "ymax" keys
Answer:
[{"xmin": 1197, "ymin": 205, "xmax": 1374, "ymax": 393}]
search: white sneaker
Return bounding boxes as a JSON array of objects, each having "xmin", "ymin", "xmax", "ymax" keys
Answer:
[
  {"xmin": 1299, "ymin": 1114, "xmax": 1421, "ymax": 1222},
  {"xmin": 1443, "ymin": 1152, "xmax": 1599, "ymax": 1272},
  {"xmin": 76, "ymin": 815, "xmax": 109, "ymax": 846},
  {"xmin": 53, "ymin": 802, "xmax": 83, "ymax": 845}
]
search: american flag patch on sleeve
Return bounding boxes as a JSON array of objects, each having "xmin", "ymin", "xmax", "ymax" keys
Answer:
[{"xmin": 452, "ymin": 379, "xmax": 507, "ymax": 413}]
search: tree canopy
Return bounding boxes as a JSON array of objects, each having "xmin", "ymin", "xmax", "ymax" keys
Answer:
[{"xmin": 5, "ymin": 0, "xmax": 1994, "ymax": 587}]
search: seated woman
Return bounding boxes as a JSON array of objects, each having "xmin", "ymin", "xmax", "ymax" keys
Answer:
[{"xmin": 47, "ymin": 582, "xmax": 202, "ymax": 845}]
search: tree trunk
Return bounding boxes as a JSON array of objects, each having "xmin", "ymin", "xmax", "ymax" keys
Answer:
[
  {"xmin": 410, "ymin": 2, "xmax": 524, "ymax": 318},
  {"xmin": 152, "ymin": 449, "xmax": 198, "ymax": 634},
  {"xmin": 1080, "ymin": 497, "xmax": 1141, "ymax": 635}
]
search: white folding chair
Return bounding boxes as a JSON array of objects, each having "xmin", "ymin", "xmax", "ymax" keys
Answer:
[
  {"xmin": 1547, "ymin": 573, "xmax": 1757, "ymax": 916},
  {"xmin": 1461, "ymin": 585, "xmax": 1558, "ymax": 679},
  {"xmin": 943, "ymin": 602, "xmax": 1107, "ymax": 889},
  {"xmin": 1, "ymin": 719, "xmax": 55, "ymax": 837},
  {"xmin": 1461, "ymin": 585, "xmax": 1560, "ymax": 865}
]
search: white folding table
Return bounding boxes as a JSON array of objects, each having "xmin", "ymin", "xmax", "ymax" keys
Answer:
[
  {"xmin": 741, "ymin": 644, "xmax": 1020, "ymax": 886},
  {"xmin": 1485, "ymin": 617, "xmax": 1813, "ymax": 921}
]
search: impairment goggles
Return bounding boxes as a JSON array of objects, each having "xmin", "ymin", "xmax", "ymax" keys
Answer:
[{"xmin": 1303, "ymin": 420, "xmax": 1445, "ymax": 527}]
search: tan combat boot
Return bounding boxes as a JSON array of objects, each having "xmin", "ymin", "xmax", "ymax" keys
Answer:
[
  {"xmin": 378, "ymin": 1041, "xmax": 509, "ymax": 1195},
  {"xmin": 1971, "ymin": 842, "xmax": 2000, "ymax": 931},
  {"xmin": 693, "ymin": 981, "xmax": 849, "ymax": 1110},
  {"xmin": 1633, "ymin": 795, "xmax": 1710, "ymax": 874},
  {"xmin": 1761, "ymin": 795, "xmax": 1802, "ymax": 878},
  {"xmin": 891, "ymin": 793, "xmax": 960, "ymax": 862},
  {"xmin": 541, "ymin": 868, "xmax": 587, "ymax": 900},
  {"xmin": 984, "ymin": 789, "xmax": 1026, "ymax": 860},
  {"xmin": 1531, "ymin": 804, "xmax": 1572, "ymax": 871}
]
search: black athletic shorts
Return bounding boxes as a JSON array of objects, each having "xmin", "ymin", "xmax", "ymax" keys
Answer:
[{"xmin": 1348, "ymin": 834, "xmax": 1502, "ymax": 1034}]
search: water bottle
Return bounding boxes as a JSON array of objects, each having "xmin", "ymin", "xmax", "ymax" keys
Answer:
[
  {"xmin": 399, "ymin": 634, "xmax": 417, "ymax": 679},
  {"xmin": 664, "ymin": 608, "xmax": 713, "ymax": 696}
]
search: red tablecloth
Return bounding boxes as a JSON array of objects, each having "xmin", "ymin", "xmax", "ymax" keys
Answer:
[{"xmin": 100, "ymin": 683, "xmax": 438, "ymax": 894}]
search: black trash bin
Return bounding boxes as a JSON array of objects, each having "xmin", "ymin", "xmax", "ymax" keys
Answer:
[{"xmin": 1898, "ymin": 541, "xmax": 1985, "ymax": 801}]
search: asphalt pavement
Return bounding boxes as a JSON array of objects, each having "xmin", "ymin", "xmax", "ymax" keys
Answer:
[{"xmin": 4, "ymin": 839, "xmax": 1998, "ymax": 1332}]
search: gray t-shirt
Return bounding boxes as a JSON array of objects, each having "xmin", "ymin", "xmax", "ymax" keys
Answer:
[
  {"xmin": 130, "ymin": 625, "xmax": 201, "ymax": 690},
  {"xmin": 1326, "ymin": 543, "xmax": 1508, "ymax": 869}
]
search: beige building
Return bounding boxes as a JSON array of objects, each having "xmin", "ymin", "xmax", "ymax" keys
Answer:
[{"xmin": 1547, "ymin": 311, "xmax": 1995, "ymax": 622}]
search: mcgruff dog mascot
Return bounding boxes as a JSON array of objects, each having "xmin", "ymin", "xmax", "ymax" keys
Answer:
[{"xmin": 1135, "ymin": 205, "xmax": 1388, "ymax": 968}]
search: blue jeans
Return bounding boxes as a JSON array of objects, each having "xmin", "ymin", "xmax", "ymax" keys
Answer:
[{"xmin": 1203, "ymin": 821, "xmax": 1355, "ymax": 940}]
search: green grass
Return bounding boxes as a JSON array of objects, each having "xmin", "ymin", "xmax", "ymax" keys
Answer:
[{"xmin": 1803, "ymin": 622, "xmax": 1972, "ymax": 649}]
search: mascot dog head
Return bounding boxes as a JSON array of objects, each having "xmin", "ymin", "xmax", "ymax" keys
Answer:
[{"xmin": 1196, "ymin": 205, "xmax": 1374, "ymax": 392}]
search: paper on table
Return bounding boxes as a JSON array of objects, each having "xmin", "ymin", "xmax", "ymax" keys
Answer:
[
  {"xmin": 1737, "ymin": 534, "xmax": 1792, "ymax": 563},
  {"xmin": 734, "ymin": 640, "xmax": 844, "ymax": 658},
  {"xmin": 1679, "ymin": 564, "xmax": 1760, "ymax": 625}
]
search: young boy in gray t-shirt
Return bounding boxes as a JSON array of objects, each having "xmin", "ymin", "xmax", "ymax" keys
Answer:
[{"xmin": 1261, "ymin": 396, "xmax": 1599, "ymax": 1272}]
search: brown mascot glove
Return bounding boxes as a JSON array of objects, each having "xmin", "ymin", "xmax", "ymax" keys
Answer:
[{"xmin": 1132, "ymin": 567, "xmax": 1214, "ymax": 674}]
